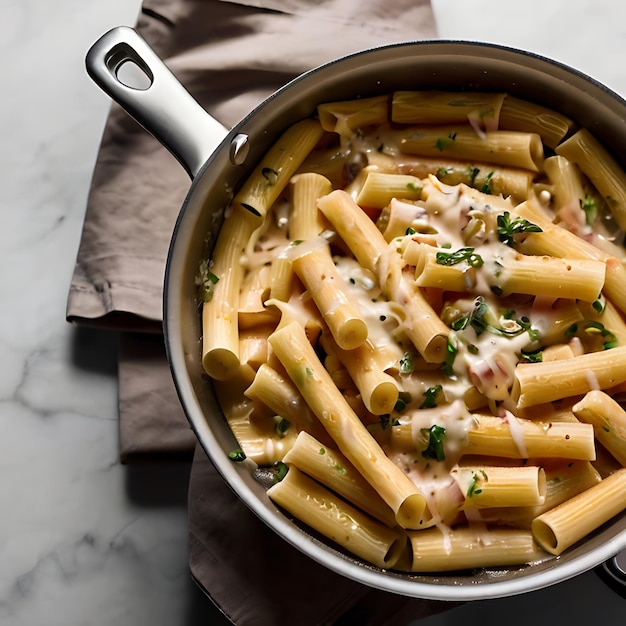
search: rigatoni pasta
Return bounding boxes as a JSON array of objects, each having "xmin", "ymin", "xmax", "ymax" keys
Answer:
[{"xmin": 197, "ymin": 90, "xmax": 626, "ymax": 573}]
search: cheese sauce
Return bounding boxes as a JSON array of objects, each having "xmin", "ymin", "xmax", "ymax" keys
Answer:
[{"xmin": 208, "ymin": 108, "xmax": 622, "ymax": 562}]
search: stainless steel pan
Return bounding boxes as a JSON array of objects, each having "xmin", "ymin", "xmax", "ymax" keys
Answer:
[{"xmin": 86, "ymin": 26, "xmax": 626, "ymax": 601}]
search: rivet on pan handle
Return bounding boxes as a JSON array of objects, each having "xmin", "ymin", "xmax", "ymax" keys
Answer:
[{"xmin": 85, "ymin": 26, "xmax": 228, "ymax": 179}]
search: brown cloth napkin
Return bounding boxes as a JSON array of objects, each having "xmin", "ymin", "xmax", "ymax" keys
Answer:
[
  {"xmin": 67, "ymin": 0, "xmax": 438, "ymax": 460},
  {"xmin": 68, "ymin": 1, "xmax": 459, "ymax": 622},
  {"xmin": 189, "ymin": 443, "xmax": 459, "ymax": 625}
]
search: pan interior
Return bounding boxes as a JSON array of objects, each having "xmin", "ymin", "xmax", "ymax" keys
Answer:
[{"xmin": 163, "ymin": 40, "xmax": 626, "ymax": 600}]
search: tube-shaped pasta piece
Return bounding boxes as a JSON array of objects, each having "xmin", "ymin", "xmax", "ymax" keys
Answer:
[
  {"xmin": 269, "ymin": 321, "xmax": 427, "ymax": 529},
  {"xmin": 238, "ymin": 263, "xmax": 278, "ymax": 329},
  {"xmin": 227, "ymin": 411, "xmax": 297, "ymax": 465},
  {"xmin": 388, "ymin": 269, "xmax": 449, "ymax": 363},
  {"xmin": 238, "ymin": 325, "xmax": 272, "ymax": 385},
  {"xmin": 317, "ymin": 95, "xmax": 390, "ymax": 139},
  {"xmin": 399, "ymin": 156, "xmax": 533, "ymax": 202},
  {"xmin": 499, "ymin": 95, "xmax": 575, "ymax": 149},
  {"xmin": 573, "ymin": 390, "xmax": 626, "ymax": 466},
  {"xmin": 355, "ymin": 172, "xmax": 423, "ymax": 209},
  {"xmin": 244, "ymin": 363, "xmax": 330, "ymax": 444},
  {"xmin": 465, "ymin": 415, "xmax": 596, "ymax": 461},
  {"xmin": 267, "ymin": 254, "xmax": 294, "ymax": 302},
  {"xmin": 232, "ymin": 119, "xmax": 324, "ymax": 219},
  {"xmin": 400, "ymin": 126, "xmax": 544, "ymax": 172},
  {"xmin": 532, "ymin": 467, "xmax": 626, "ymax": 555},
  {"xmin": 451, "ymin": 465, "xmax": 546, "ymax": 508},
  {"xmin": 604, "ymin": 259, "xmax": 626, "ymax": 316},
  {"xmin": 542, "ymin": 343, "xmax": 576, "ymax": 362},
  {"xmin": 320, "ymin": 333, "xmax": 399, "ymax": 416},
  {"xmin": 389, "ymin": 413, "xmax": 596, "ymax": 461},
  {"xmin": 317, "ymin": 190, "xmax": 389, "ymax": 273},
  {"xmin": 534, "ymin": 302, "xmax": 584, "ymax": 347},
  {"xmin": 201, "ymin": 207, "xmax": 259, "ymax": 380},
  {"xmin": 391, "ymin": 91, "xmax": 505, "ymax": 130},
  {"xmin": 578, "ymin": 298, "xmax": 626, "ymax": 348},
  {"xmin": 318, "ymin": 192, "xmax": 448, "ymax": 362},
  {"xmin": 282, "ymin": 431, "xmax": 397, "ymax": 527},
  {"xmin": 514, "ymin": 199, "xmax": 609, "ymax": 261},
  {"xmin": 513, "ymin": 346, "xmax": 626, "ymax": 408},
  {"xmin": 493, "ymin": 253, "xmax": 606, "ymax": 302},
  {"xmin": 403, "ymin": 526, "xmax": 545, "ymax": 572},
  {"xmin": 410, "ymin": 242, "xmax": 477, "ymax": 291},
  {"xmin": 478, "ymin": 461, "xmax": 601, "ymax": 527},
  {"xmin": 267, "ymin": 466, "xmax": 408, "ymax": 568},
  {"xmin": 514, "ymin": 201, "xmax": 626, "ymax": 315},
  {"xmin": 291, "ymin": 244, "xmax": 368, "ymax": 350},
  {"xmin": 556, "ymin": 128, "xmax": 626, "ymax": 231},
  {"xmin": 378, "ymin": 198, "xmax": 434, "ymax": 242},
  {"xmin": 543, "ymin": 155, "xmax": 588, "ymax": 233},
  {"xmin": 289, "ymin": 173, "xmax": 332, "ymax": 240}
]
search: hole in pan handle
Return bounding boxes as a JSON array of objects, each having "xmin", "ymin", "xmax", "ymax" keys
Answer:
[{"xmin": 85, "ymin": 25, "xmax": 228, "ymax": 179}]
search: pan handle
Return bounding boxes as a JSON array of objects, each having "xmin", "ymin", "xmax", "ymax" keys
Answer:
[
  {"xmin": 596, "ymin": 550, "xmax": 626, "ymax": 599},
  {"xmin": 85, "ymin": 26, "xmax": 228, "ymax": 179}
]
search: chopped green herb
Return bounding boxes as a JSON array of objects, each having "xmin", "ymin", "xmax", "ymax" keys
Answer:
[
  {"xmin": 198, "ymin": 261, "xmax": 220, "ymax": 302},
  {"xmin": 434, "ymin": 132, "xmax": 457, "ymax": 151},
  {"xmin": 228, "ymin": 448, "xmax": 246, "ymax": 462},
  {"xmin": 580, "ymin": 196, "xmax": 598, "ymax": 225},
  {"xmin": 584, "ymin": 321, "xmax": 618, "ymax": 350},
  {"xmin": 443, "ymin": 336, "xmax": 458, "ymax": 377},
  {"xmin": 435, "ymin": 246, "xmax": 484, "ymax": 268},
  {"xmin": 407, "ymin": 181, "xmax": 420, "ymax": 192},
  {"xmin": 394, "ymin": 391, "xmax": 412, "ymax": 412},
  {"xmin": 333, "ymin": 464, "xmax": 346, "ymax": 474},
  {"xmin": 496, "ymin": 211, "xmax": 542, "ymax": 247},
  {"xmin": 420, "ymin": 424, "xmax": 447, "ymax": 461},
  {"xmin": 400, "ymin": 352, "xmax": 414, "ymax": 373},
  {"xmin": 480, "ymin": 171, "xmax": 495, "ymax": 194},
  {"xmin": 521, "ymin": 348, "xmax": 543, "ymax": 363},
  {"xmin": 450, "ymin": 296, "xmax": 537, "ymax": 341},
  {"xmin": 319, "ymin": 447, "xmax": 326, "ymax": 455},
  {"xmin": 437, "ymin": 166, "xmax": 451, "ymax": 178},
  {"xmin": 592, "ymin": 295, "xmax": 606, "ymax": 314},
  {"xmin": 274, "ymin": 417, "xmax": 290, "ymax": 439},
  {"xmin": 565, "ymin": 323, "xmax": 578, "ymax": 339},
  {"xmin": 435, "ymin": 138, "xmax": 453, "ymax": 151},
  {"xmin": 468, "ymin": 344, "xmax": 479, "ymax": 355},
  {"xmin": 405, "ymin": 227, "xmax": 417, "ymax": 235},
  {"xmin": 379, "ymin": 414, "xmax": 401, "ymax": 430},
  {"xmin": 420, "ymin": 384, "xmax": 443, "ymax": 409},
  {"xmin": 467, "ymin": 165, "xmax": 480, "ymax": 186},
  {"xmin": 273, "ymin": 461, "xmax": 289, "ymax": 483},
  {"xmin": 467, "ymin": 470, "xmax": 487, "ymax": 497},
  {"xmin": 394, "ymin": 398, "xmax": 407, "ymax": 412}
]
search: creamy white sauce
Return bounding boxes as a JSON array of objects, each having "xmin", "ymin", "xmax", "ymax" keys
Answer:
[{"xmin": 217, "ymin": 122, "xmax": 619, "ymax": 550}]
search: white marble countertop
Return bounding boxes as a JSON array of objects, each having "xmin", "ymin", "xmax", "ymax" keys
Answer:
[{"xmin": 2, "ymin": 1, "xmax": 625, "ymax": 624}]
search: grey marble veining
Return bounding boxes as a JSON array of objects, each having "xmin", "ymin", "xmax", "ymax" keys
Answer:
[{"xmin": 1, "ymin": 0, "xmax": 625, "ymax": 624}]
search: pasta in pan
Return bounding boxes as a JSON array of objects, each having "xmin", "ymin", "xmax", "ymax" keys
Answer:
[{"xmin": 197, "ymin": 90, "xmax": 626, "ymax": 571}]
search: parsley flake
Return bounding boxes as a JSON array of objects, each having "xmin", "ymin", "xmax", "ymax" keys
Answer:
[
  {"xmin": 419, "ymin": 384, "xmax": 443, "ymax": 409},
  {"xmin": 496, "ymin": 211, "xmax": 542, "ymax": 247},
  {"xmin": 436, "ymin": 246, "xmax": 484, "ymax": 268},
  {"xmin": 421, "ymin": 425, "xmax": 447, "ymax": 461}
]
